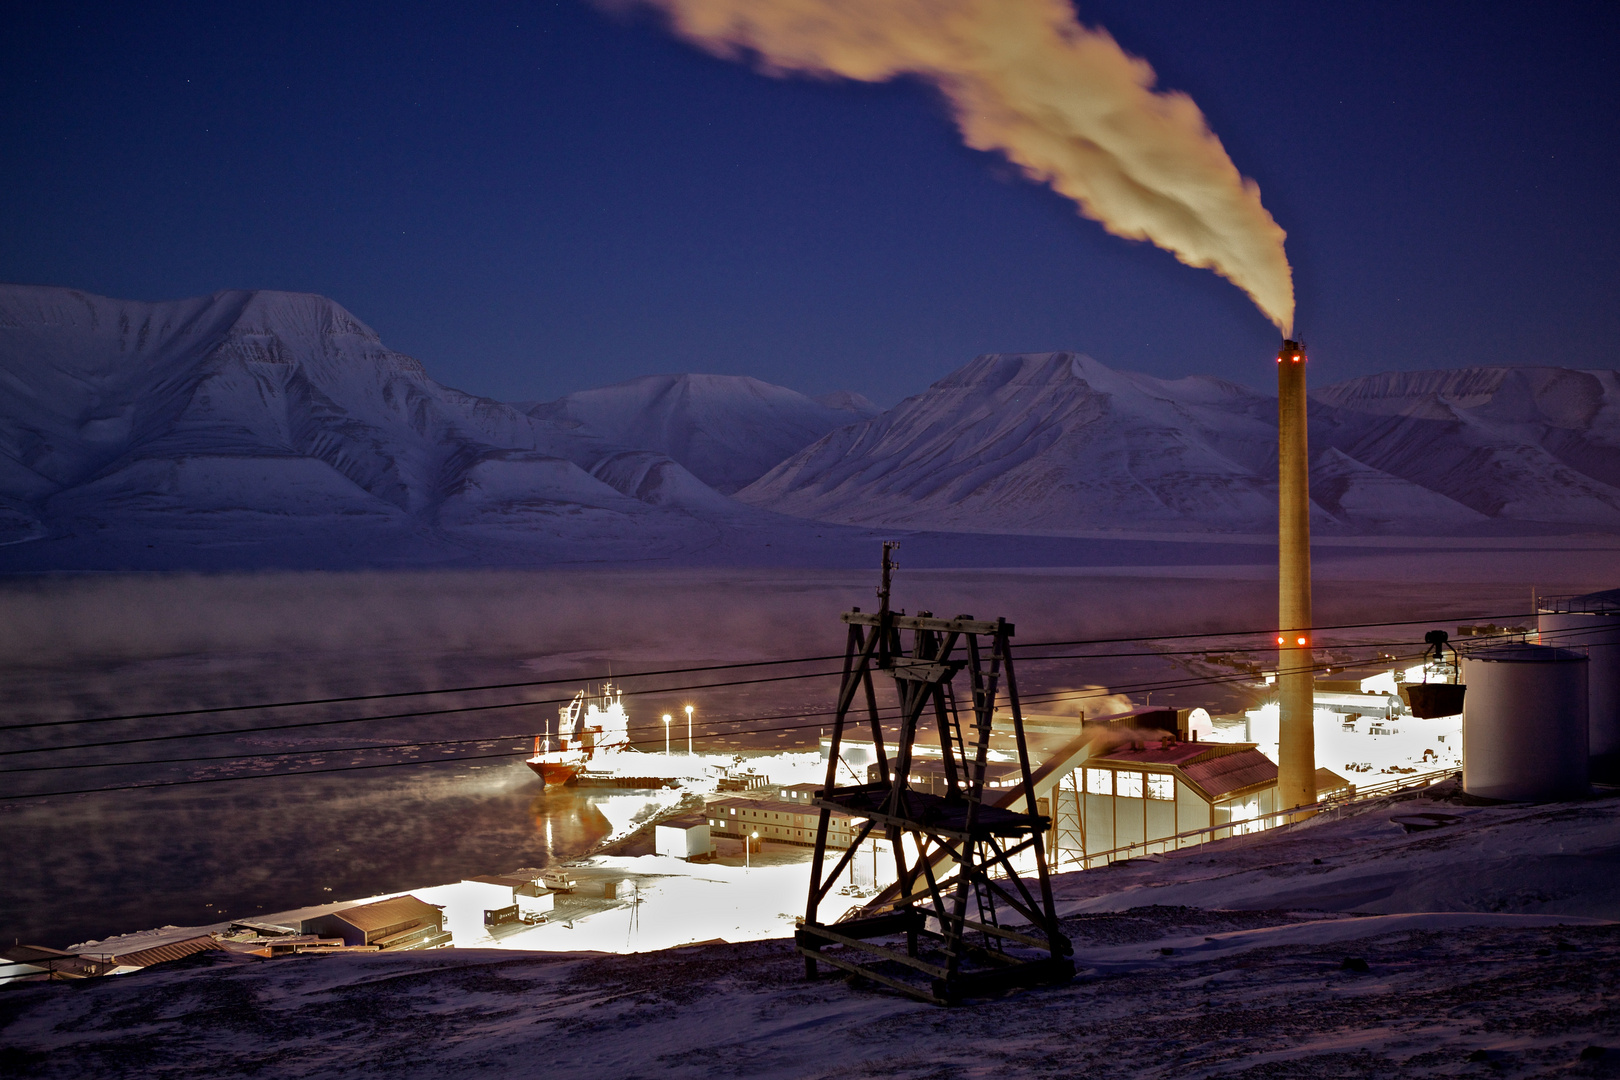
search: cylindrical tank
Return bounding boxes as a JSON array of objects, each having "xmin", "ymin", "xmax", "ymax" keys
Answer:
[
  {"xmin": 1462, "ymin": 643, "xmax": 1588, "ymax": 800},
  {"xmin": 1539, "ymin": 590, "xmax": 1620, "ymax": 779}
]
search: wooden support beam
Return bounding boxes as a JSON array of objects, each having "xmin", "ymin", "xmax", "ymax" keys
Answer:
[
  {"xmin": 843, "ymin": 612, "xmax": 1012, "ymax": 637},
  {"xmin": 794, "ymin": 925, "xmax": 950, "ymax": 980}
]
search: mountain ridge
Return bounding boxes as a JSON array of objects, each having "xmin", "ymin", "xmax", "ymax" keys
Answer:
[
  {"xmin": 0, "ymin": 285, "xmax": 866, "ymax": 565},
  {"xmin": 522, "ymin": 371, "xmax": 875, "ymax": 494},
  {"xmin": 737, "ymin": 352, "xmax": 1620, "ymax": 535},
  {"xmin": 3, "ymin": 285, "xmax": 1618, "ymax": 570}
]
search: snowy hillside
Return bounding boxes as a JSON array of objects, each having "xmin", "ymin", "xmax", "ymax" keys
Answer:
[
  {"xmin": 1314, "ymin": 366, "xmax": 1620, "ymax": 527},
  {"xmin": 738, "ymin": 352, "xmax": 1620, "ymax": 534},
  {"xmin": 5, "ymin": 285, "xmax": 1618, "ymax": 571},
  {"xmin": 0, "ymin": 286, "xmax": 884, "ymax": 568},
  {"xmin": 524, "ymin": 373, "xmax": 876, "ymax": 494},
  {"xmin": 3, "ymin": 784, "xmax": 1615, "ymax": 1077},
  {"xmin": 738, "ymin": 353, "xmax": 1283, "ymax": 532}
]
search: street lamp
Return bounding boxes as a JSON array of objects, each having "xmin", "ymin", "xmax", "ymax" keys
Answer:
[
  {"xmin": 662, "ymin": 713, "xmax": 672, "ymax": 756},
  {"xmin": 684, "ymin": 704, "xmax": 694, "ymax": 755},
  {"xmin": 748, "ymin": 830, "xmax": 758, "ymax": 870}
]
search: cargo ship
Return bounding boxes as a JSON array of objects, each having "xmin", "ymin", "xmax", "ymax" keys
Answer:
[{"xmin": 525, "ymin": 684, "xmax": 631, "ymax": 788}]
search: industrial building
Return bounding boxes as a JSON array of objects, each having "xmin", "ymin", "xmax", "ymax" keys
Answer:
[
  {"xmin": 807, "ymin": 705, "xmax": 1292, "ymax": 875},
  {"xmin": 2, "ymin": 936, "xmax": 226, "ymax": 982},
  {"xmin": 1, "ymin": 944, "xmax": 113, "ymax": 982},
  {"xmin": 465, "ymin": 874, "xmax": 556, "ymax": 920},
  {"xmin": 103, "ymin": 936, "xmax": 225, "ymax": 974},
  {"xmin": 654, "ymin": 813, "xmax": 712, "ymax": 859},
  {"xmin": 300, "ymin": 895, "xmax": 450, "ymax": 951},
  {"xmin": 863, "ymin": 759, "xmax": 1024, "ymax": 793},
  {"xmin": 1050, "ymin": 739, "xmax": 1281, "ymax": 866},
  {"xmin": 706, "ymin": 795, "xmax": 859, "ymax": 848},
  {"xmin": 409, "ymin": 875, "xmax": 557, "ymax": 945},
  {"xmin": 780, "ymin": 782, "xmax": 819, "ymax": 806}
]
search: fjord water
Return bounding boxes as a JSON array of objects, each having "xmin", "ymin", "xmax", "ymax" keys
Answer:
[{"xmin": 0, "ymin": 561, "xmax": 1603, "ymax": 947}]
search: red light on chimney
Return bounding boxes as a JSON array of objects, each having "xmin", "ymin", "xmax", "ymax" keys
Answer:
[
  {"xmin": 1276, "ymin": 635, "xmax": 1285, "ymax": 645},
  {"xmin": 1296, "ymin": 636, "xmax": 1307, "ymax": 645}
]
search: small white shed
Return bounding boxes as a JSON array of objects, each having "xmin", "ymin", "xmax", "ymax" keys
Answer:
[
  {"xmin": 466, "ymin": 874, "xmax": 556, "ymax": 918},
  {"xmin": 655, "ymin": 813, "xmax": 712, "ymax": 859}
]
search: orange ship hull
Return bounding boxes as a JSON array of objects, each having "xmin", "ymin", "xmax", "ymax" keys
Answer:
[{"xmin": 526, "ymin": 758, "xmax": 580, "ymax": 788}]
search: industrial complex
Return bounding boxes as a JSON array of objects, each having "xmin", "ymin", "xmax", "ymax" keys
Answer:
[
  {"xmin": 6, "ymin": 585, "xmax": 1615, "ymax": 988},
  {"xmin": 6, "ymin": 342, "xmax": 1618, "ymax": 997}
]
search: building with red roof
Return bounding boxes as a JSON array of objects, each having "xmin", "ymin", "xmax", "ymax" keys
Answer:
[{"xmin": 1051, "ymin": 734, "xmax": 1280, "ymax": 867}]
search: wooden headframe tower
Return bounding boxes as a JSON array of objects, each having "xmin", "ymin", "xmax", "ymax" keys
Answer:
[{"xmin": 795, "ymin": 545, "xmax": 1074, "ymax": 1004}]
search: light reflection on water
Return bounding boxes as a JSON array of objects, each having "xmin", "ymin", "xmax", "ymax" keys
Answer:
[{"xmin": 0, "ymin": 567, "xmax": 1287, "ymax": 949}]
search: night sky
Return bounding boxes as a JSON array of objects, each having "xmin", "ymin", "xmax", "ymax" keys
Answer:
[{"xmin": 3, "ymin": 1, "xmax": 1615, "ymax": 405}]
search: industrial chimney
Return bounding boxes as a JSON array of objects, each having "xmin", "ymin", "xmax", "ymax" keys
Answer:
[{"xmin": 1276, "ymin": 338, "xmax": 1316, "ymax": 811}]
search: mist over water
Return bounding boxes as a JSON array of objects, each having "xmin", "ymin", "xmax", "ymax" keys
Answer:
[{"xmin": 0, "ymin": 565, "xmax": 1548, "ymax": 947}]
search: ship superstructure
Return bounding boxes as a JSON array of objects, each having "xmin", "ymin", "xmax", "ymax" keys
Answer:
[{"xmin": 525, "ymin": 684, "xmax": 632, "ymax": 787}]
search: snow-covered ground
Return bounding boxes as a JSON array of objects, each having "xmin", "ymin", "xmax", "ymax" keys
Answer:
[
  {"xmin": 1233, "ymin": 703, "xmax": 1463, "ymax": 776},
  {"xmin": 3, "ymin": 782, "xmax": 1616, "ymax": 1078},
  {"xmin": 1048, "ymin": 779, "xmax": 1620, "ymax": 920},
  {"xmin": 586, "ymin": 749, "xmax": 826, "ymax": 787}
]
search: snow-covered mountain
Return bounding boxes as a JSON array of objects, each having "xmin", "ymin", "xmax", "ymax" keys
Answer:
[
  {"xmin": 1312, "ymin": 367, "xmax": 1620, "ymax": 527},
  {"xmin": 738, "ymin": 353, "xmax": 1282, "ymax": 532},
  {"xmin": 522, "ymin": 373, "xmax": 875, "ymax": 494},
  {"xmin": 0, "ymin": 286, "xmax": 867, "ymax": 567},
  {"xmin": 737, "ymin": 352, "xmax": 1620, "ymax": 534},
  {"xmin": 5, "ymin": 285, "xmax": 1617, "ymax": 570}
]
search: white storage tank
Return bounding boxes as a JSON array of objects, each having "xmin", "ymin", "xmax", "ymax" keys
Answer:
[
  {"xmin": 1538, "ymin": 588, "xmax": 1620, "ymax": 779},
  {"xmin": 1462, "ymin": 642, "xmax": 1588, "ymax": 801}
]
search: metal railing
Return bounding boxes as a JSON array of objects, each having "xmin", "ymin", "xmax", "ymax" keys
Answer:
[{"xmin": 1538, "ymin": 592, "xmax": 1620, "ymax": 615}]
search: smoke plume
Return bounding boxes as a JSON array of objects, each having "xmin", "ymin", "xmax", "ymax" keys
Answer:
[{"xmin": 614, "ymin": 0, "xmax": 1294, "ymax": 333}]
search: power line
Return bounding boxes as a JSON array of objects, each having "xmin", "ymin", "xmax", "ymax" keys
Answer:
[
  {"xmin": 0, "ymin": 649, "xmax": 1433, "ymax": 800},
  {"xmin": 5, "ymin": 617, "xmax": 1503, "ymax": 763},
  {"xmin": 0, "ymin": 667, "xmax": 845, "ymax": 759},
  {"xmin": 0, "ymin": 608, "xmax": 1536, "ymax": 737},
  {"xmin": 0, "ymin": 630, "xmax": 1412, "ymax": 763},
  {"xmin": 1017, "ymin": 610, "xmax": 1538, "ymax": 651},
  {"xmin": 0, "ymin": 653, "xmax": 846, "ymax": 733},
  {"xmin": 0, "ymin": 733, "xmax": 537, "ymax": 775}
]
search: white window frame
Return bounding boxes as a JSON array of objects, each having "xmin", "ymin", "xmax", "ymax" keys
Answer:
[
  {"xmin": 1146, "ymin": 773, "xmax": 1174, "ymax": 801},
  {"xmin": 1085, "ymin": 768, "xmax": 1112, "ymax": 796},
  {"xmin": 1116, "ymin": 770, "xmax": 1144, "ymax": 798}
]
